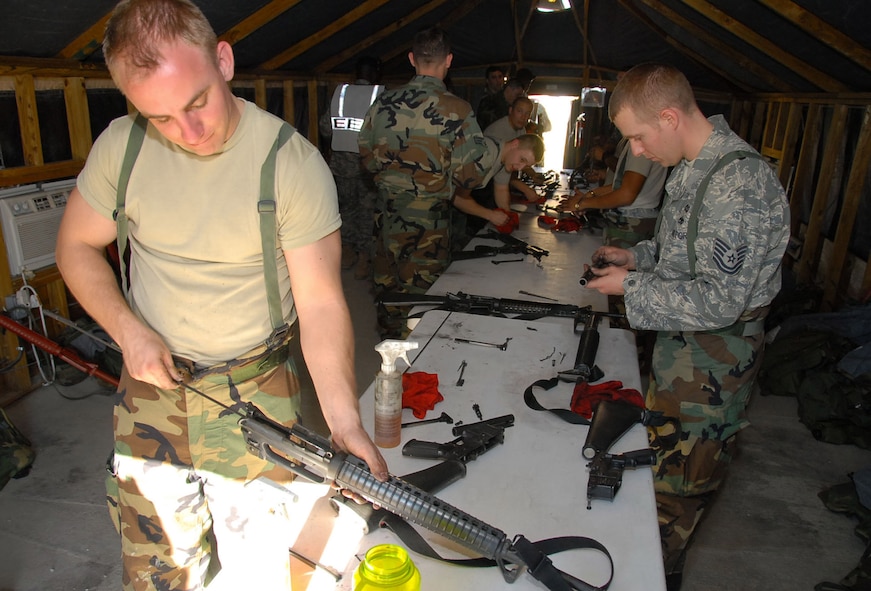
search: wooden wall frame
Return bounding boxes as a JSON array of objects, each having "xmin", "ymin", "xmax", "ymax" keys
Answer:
[{"xmin": 2, "ymin": 57, "xmax": 871, "ymax": 398}]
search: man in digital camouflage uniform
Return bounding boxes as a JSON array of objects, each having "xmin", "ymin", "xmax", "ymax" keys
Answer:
[
  {"xmin": 584, "ymin": 63, "xmax": 789, "ymax": 589},
  {"xmin": 55, "ymin": 1, "xmax": 387, "ymax": 589},
  {"xmin": 358, "ymin": 26, "xmax": 503, "ymax": 338},
  {"xmin": 318, "ymin": 56, "xmax": 383, "ymax": 280}
]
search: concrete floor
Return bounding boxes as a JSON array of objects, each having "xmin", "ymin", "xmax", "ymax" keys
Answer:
[{"xmin": 2, "ymin": 267, "xmax": 871, "ymax": 590}]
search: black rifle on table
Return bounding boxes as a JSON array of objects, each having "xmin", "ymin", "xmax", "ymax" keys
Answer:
[
  {"xmin": 378, "ymin": 290, "xmax": 623, "ymax": 324},
  {"xmin": 452, "ymin": 230, "xmax": 549, "ymax": 261},
  {"xmin": 402, "ymin": 415, "xmax": 514, "ymax": 463},
  {"xmin": 331, "ymin": 416, "xmax": 514, "ymax": 540},
  {"xmin": 557, "ymin": 311, "xmax": 615, "ymax": 384},
  {"xmin": 240, "ymin": 403, "xmax": 613, "ymax": 590},
  {"xmin": 582, "ymin": 399, "xmax": 658, "ymax": 509}
]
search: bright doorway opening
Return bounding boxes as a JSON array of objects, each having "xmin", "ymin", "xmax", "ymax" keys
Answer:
[{"xmin": 530, "ymin": 94, "xmax": 577, "ymax": 172}]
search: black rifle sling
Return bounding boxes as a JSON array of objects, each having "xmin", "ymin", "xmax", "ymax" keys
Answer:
[
  {"xmin": 524, "ymin": 377, "xmax": 591, "ymax": 425},
  {"xmin": 115, "ymin": 116, "xmax": 295, "ymax": 342},
  {"xmin": 380, "ymin": 513, "xmax": 614, "ymax": 591},
  {"xmin": 524, "ymin": 378, "xmax": 673, "ymax": 432}
]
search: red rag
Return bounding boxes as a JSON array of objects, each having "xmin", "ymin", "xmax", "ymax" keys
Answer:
[
  {"xmin": 569, "ymin": 380, "xmax": 644, "ymax": 420},
  {"xmin": 538, "ymin": 215, "xmax": 557, "ymax": 229},
  {"xmin": 401, "ymin": 372, "xmax": 444, "ymax": 419},
  {"xmin": 495, "ymin": 209, "xmax": 520, "ymax": 234},
  {"xmin": 553, "ymin": 217, "xmax": 582, "ymax": 233}
]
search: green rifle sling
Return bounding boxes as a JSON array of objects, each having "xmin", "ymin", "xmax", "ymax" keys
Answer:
[{"xmin": 654, "ymin": 149, "xmax": 762, "ymax": 279}]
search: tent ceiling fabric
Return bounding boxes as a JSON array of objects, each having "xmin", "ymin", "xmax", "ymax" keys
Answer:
[{"xmin": 2, "ymin": 0, "xmax": 870, "ymax": 93}]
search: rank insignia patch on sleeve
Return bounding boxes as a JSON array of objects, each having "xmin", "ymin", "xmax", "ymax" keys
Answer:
[{"xmin": 713, "ymin": 238, "xmax": 747, "ymax": 275}]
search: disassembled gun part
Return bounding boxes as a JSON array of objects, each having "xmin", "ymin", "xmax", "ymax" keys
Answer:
[
  {"xmin": 401, "ymin": 412, "xmax": 454, "ymax": 429},
  {"xmin": 491, "ymin": 258, "xmax": 525, "ymax": 265},
  {"xmin": 456, "ymin": 360, "xmax": 467, "ymax": 386},
  {"xmin": 454, "ymin": 337, "xmax": 511, "ymax": 351}
]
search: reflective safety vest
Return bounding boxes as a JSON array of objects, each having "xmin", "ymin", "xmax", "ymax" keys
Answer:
[{"xmin": 329, "ymin": 83, "xmax": 384, "ymax": 153}]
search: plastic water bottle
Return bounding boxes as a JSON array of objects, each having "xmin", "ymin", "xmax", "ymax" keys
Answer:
[{"xmin": 354, "ymin": 544, "xmax": 421, "ymax": 591}]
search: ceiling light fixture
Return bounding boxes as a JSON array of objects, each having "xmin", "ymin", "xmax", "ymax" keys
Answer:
[{"xmin": 537, "ymin": 0, "xmax": 571, "ymax": 12}]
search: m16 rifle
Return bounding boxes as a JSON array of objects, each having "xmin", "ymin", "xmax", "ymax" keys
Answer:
[
  {"xmin": 377, "ymin": 290, "xmax": 622, "ymax": 324},
  {"xmin": 402, "ymin": 414, "xmax": 514, "ymax": 463},
  {"xmin": 240, "ymin": 404, "xmax": 613, "ymax": 590},
  {"xmin": 582, "ymin": 399, "xmax": 659, "ymax": 509},
  {"xmin": 452, "ymin": 230, "xmax": 549, "ymax": 261},
  {"xmin": 586, "ymin": 449, "xmax": 656, "ymax": 510}
]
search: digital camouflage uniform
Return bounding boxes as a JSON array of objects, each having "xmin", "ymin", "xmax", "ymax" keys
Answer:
[
  {"xmin": 623, "ymin": 115, "xmax": 789, "ymax": 573},
  {"xmin": 319, "ymin": 83, "xmax": 382, "ymax": 258},
  {"xmin": 358, "ymin": 75, "xmax": 494, "ymax": 337},
  {"xmin": 327, "ymin": 151, "xmax": 377, "ymax": 256}
]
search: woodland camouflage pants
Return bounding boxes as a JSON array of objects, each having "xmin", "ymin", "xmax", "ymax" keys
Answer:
[
  {"xmin": 107, "ymin": 354, "xmax": 302, "ymax": 590},
  {"xmin": 646, "ymin": 328, "xmax": 764, "ymax": 574},
  {"xmin": 373, "ymin": 191, "xmax": 451, "ymax": 338}
]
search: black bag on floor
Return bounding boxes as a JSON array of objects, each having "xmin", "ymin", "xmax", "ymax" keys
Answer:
[{"xmin": 0, "ymin": 408, "xmax": 35, "ymax": 490}]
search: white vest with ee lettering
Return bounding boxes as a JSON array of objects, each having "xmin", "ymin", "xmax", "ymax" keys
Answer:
[{"xmin": 330, "ymin": 83, "xmax": 384, "ymax": 153}]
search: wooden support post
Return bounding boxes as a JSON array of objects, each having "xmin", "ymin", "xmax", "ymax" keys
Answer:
[
  {"xmin": 797, "ymin": 104, "xmax": 848, "ymax": 287},
  {"xmin": 254, "ymin": 79, "xmax": 267, "ymax": 111},
  {"xmin": 823, "ymin": 106, "xmax": 871, "ymax": 308},
  {"xmin": 14, "ymin": 75, "xmax": 44, "ymax": 167},
  {"xmin": 307, "ymin": 79, "xmax": 319, "ymax": 143},
  {"xmin": 64, "ymin": 76, "xmax": 93, "ymax": 161},
  {"xmin": 283, "ymin": 80, "xmax": 296, "ymax": 125}
]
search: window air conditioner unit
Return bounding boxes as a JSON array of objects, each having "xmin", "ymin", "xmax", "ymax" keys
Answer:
[{"xmin": 0, "ymin": 179, "xmax": 76, "ymax": 276}]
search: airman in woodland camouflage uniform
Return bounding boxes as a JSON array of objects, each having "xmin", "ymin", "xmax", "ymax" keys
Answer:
[
  {"xmin": 584, "ymin": 63, "xmax": 789, "ymax": 586},
  {"xmin": 358, "ymin": 26, "xmax": 499, "ymax": 337}
]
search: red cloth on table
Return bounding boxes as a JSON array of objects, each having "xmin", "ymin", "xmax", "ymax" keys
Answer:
[
  {"xmin": 402, "ymin": 372, "xmax": 443, "ymax": 419},
  {"xmin": 570, "ymin": 380, "xmax": 644, "ymax": 420},
  {"xmin": 553, "ymin": 217, "xmax": 582, "ymax": 233},
  {"xmin": 494, "ymin": 209, "xmax": 520, "ymax": 234},
  {"xmin": 537, "ymin": 215, "xmax": 582, "ymax": 233},
  {"xmin": 538, "ymin": 215, "xmax": 557, "ymax": 229}
]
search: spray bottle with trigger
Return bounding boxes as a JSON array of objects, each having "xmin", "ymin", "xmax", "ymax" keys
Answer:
[{"xmin": 374, "ymin": 339, "xmax": 419, "ymax": 448}]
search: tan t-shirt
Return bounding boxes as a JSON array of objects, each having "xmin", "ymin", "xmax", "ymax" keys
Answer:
[{"xmin": 77, "ymin": 100, "xmax": 340, "ymax": 364}]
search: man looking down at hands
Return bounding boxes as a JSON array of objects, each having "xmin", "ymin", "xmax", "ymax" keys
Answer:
[
  {"xmin": 56, "ymin": 1, "xmax": 386, "ymax": 588},
  {"xmin": 583, "ymin": 63, "xmax": 789, "ymax": 588}
]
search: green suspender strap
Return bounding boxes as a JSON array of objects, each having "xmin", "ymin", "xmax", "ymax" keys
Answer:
[
  {"xmin": 115, "ymin": 116, "xmax": 297, "ymax": 351},
  {"xmin": 258, "ymin": 122, "xmax": 297, "ymax": 346},
  {"xmin": 655, "ymin": 150, "xmax": 762, "ymax": 279}
]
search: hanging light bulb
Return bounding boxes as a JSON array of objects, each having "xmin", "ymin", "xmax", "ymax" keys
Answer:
[{"xmin": 537, "ymin": 0, "xmax": 571, "ymax": 12}]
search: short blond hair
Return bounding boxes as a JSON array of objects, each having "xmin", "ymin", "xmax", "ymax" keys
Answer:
[
  {"xmin": 104, "ymin": 0, "xmax": 217, "ymax": 79},
  {"xmin": 609, "ymin": 63, "xmax": 697, "ymax": 124},
  {"xmin": 517, "ymin": 133, "xmax": 545, "ymax": 162}
]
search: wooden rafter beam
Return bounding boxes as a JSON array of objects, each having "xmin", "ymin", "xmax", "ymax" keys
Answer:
[
  {"xmin": 633, "ymin": 0, "xmax": 792, "ymax": 92},
  {"xmin": 0, "ymin": 56, "xmax": 108, "ymax": 78},
  {"xmin": 516, "ymin": 0, "xmax": 539, "ymax": 65},
  {"xmin": 568, "ymin": 0, "xmax": 596, "ymax": 86},
  {"xmin": 219, "ymin": 0, "xmax": 304, "ymax": 46},
  {"xmin": 259, "ymin": 0, "xmax": 392, "ymax": 70},
  {"xmin": 680, "ymin": 0, "xmax": 849, "ymax": 92},
  {"xmin": 618, "ymin": 0, "xmax": 750, "ymax": 93},
  {"xmin": 315, "ymin": 0, "xmax": 450, "ymax": 74},
  {"xmin": 756, "ymin": 0, "xmax": 871, "ymax": 73},
  {"xmin": 56, "ymin": 12, "xmax": 112, "ymax": 61}
]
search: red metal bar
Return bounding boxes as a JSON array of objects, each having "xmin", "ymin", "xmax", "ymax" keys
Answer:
[{"xmin": 0, "ymin": 313, "xmax": 120, "ymax": 388}]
